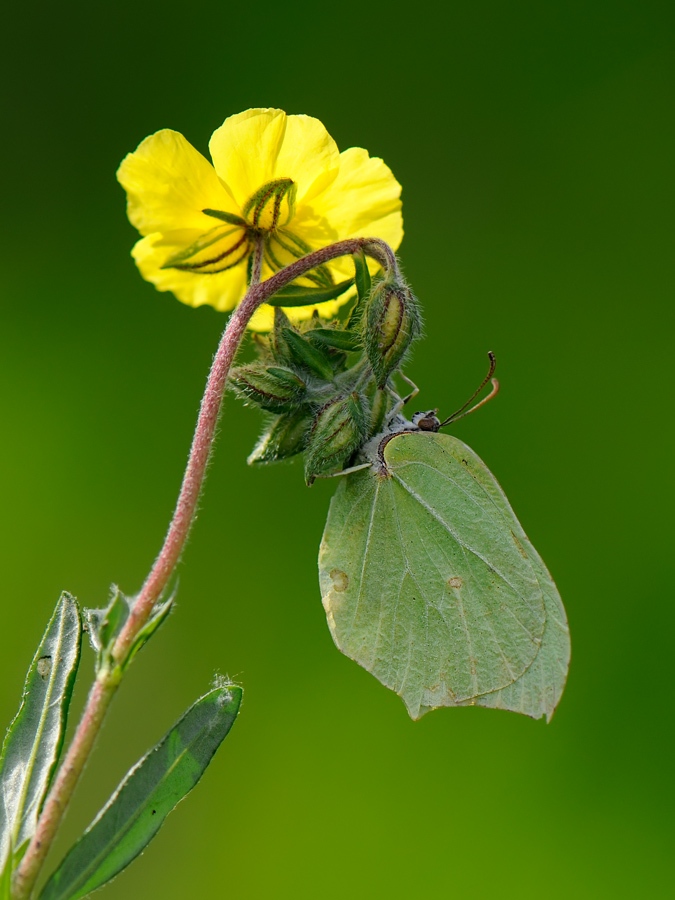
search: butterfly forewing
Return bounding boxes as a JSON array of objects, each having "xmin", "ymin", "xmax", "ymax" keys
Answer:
[{"xmin": 319, "ymin": 431, "xmax": 551, "ymax": 720}]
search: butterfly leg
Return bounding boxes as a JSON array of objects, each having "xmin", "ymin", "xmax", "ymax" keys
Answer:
[{"xmin": 387, "ymin": 373, "xmax": 419, "ymax": 417}]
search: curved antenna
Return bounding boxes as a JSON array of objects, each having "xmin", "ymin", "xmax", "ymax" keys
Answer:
[{"xmin": 439, "ymin": 352, "xmax": 499, "ymax": 428}]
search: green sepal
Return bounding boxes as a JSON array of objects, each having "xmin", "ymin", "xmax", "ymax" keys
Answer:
[
  {"xmin": 271, "ymin": 307, "xmax": 294, "ymax": 366},
  {"xmin": 37, "ymin": 683, "xmax": 243, "ymax": 900},
  {"xmin": 0, "ymin": 594, "xmax": 82, "ymax": 871},
  {"xmin": 347, "ymin": 251, "xmax": 372, "ymax": 330},
  {"xmin": 267, "ymin": 278, "xmax": 354, "ymax": 307},
  {"xmin": 304, "ymin": 392, "xmax": 367, "ymax": 484},
  {"xmin": 242, "ymin": 178, "xmax": 296, "ymax": 229},
  {"xmin": 306, "ymin": 328, "xmax": 362, "ymax": 352},
  {"xmin": 202, "ymin": 208, "xmax": 246, "ymax": 226},
  {"xmin": 247, "ymin": 410, "xmax": 312, "ymax": 465},
  {"xmin": 160, "ymin": 225, "xmax": 242, "ymax": 269},
  {"xmin": 281, "ymin": 329, "xmax": 335, "ymax": 382},
  {"xmin": 230, "ymin": 364, "xmax": 307, "ymax": 413},
  {"xmin": 353, "ymin": 250, "xmax": 372, "ymax": 303}
]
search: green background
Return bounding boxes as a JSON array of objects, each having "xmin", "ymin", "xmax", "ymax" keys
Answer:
[{"xmin": 1, "ymin": 1, "xmax": 673, "ymax": 897}]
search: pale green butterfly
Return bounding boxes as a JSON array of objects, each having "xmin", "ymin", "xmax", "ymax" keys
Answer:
[{"xmin": 319, "ymin": 355, "xmax": 570, "ymax": 721}]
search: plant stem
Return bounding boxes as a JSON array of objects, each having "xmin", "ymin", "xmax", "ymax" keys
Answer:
[{"xmin": 11, "ymin": 235, "xmax": 394, "ymax": 900}]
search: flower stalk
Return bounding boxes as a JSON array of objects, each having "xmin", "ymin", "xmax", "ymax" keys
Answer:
[{"xmin": 10, "ymin": 235, "xmax": 396, "ymax": 900}]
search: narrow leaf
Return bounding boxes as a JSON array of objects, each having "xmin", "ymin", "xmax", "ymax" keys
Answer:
[
  {"xmin": 1, "ymin": 857, "xmax": 11, "ymax": 900},
  {"xmin": 307, "ymin": 328, "xmax": 362, "ymax": 352},
  {"xmin": 353, "ymin": 250, "xmax": 371, "ymax": 302},
  {"xmin": 347, "ymin": 251, "xmax": 372, "ymax": 330},
  {"xmin": 282, "ymin": 329, "xmax": 335, "ymax": 381},
  {"xmin": 0, "ymin": 594, "xmax": 82, "ymax": 869},
  {"xmin": 267, "ymin": 278, "xmax": 354, "ymax": 307},
  {"xmin": 122, "ymin": 595, "xmax": 174, "ymax": 673},
  {"xmin": 39, "ymin": 684, "xmax": 243, "ymax": 900}
]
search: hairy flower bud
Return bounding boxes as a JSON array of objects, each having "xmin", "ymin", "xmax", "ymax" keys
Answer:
[
  {"xmin": 230, "ymin": 365, "xmax": 306, "ymax": 413},
  {"xmin": 282, "ymin": 328, "xmax": 335, "ymax": 382},
  {"xmin": 247, "ymin": 410, "xmax": 311, "ymax": 465},
  {"xmin": 363, "ymin": 279, "xmax": 421, "ymax": 387},
  {"xmin": 304, "ymin": 392, "xmax": 367, "ymax": 484}
]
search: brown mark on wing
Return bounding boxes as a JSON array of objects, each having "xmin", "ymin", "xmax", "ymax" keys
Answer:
[{"xmin": 330, "ymin": 569, "xmax": 349, "ymax": 592}]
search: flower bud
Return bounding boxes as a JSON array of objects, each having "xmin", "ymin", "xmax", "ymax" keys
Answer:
[
  {"xmin": 271, "ymin": 307, "xmax": 295, "ymax": 366},
  {"xmin": 304, "ymin": 392, "xmax": 367, "ymax": 485},
  {"xmin": 363, "ymin": 279, "xmax": 421, "ymax": 387},
  {"xmin": 247, "ymin": 410, "xmax": 311, "ymax": 465},
  {"xmin": 282, "ymin": 328, "xmax": 335, "ymax": 382},
  {"xmin": 229, "ymin": 365, "xmax": 306, "ymax": 413}
]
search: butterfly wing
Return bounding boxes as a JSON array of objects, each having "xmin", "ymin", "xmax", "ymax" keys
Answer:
[
  {"xmin": 415, "ymin": 436, "xmax": 570, "ymax": 721},
  {"xmin": 319, "ymin": 431, "xmax": 562, "ymax": 720}
]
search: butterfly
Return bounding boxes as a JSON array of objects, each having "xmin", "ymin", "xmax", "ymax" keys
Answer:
[{"xmin": 318, "ymin": 354, "xmax": 570, "ymax": 720}]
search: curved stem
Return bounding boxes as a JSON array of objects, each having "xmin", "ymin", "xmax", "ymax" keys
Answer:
[{"xmin": 11, "ymin": 234, "xmax": 394, "ymax": 899}]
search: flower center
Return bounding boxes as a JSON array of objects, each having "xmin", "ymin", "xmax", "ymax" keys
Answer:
[{"xmin": 162, "ymin": 179, "xmax": 299, "ymax": 276}]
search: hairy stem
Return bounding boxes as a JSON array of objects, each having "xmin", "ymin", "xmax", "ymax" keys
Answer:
[{"xmin": 11, "ymin": 235, "xmax": 394, "ymax": 899}]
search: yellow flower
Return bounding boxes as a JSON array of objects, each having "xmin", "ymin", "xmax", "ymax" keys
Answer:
[{"xmin": 117, "ymin": 108, "xmax": 403, "ymax": 330}]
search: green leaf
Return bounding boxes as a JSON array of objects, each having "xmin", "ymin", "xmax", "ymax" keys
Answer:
[
  {"xmin": 38, "ymin": 683, "xmax": 242, "ymax": 900},
  {"xmin": 267, "ymin": 278, "xmax": 354, "ymax": 307},
  {"xmin": 85, "ymin": 587, "xmax": 173, "ymax": 673},
  {"xmin": 306, "ymin": 328, "xmax": 363, "ymax": 352},
  {"xmin": 0, "ymin": 594, "xmax": 82, "ymax": 871},
  {"xmin": 282, "ymin": 329, "xmax": 335, "ymax": 381},
  {"xmin": 1, "ymin": 857, "xmax": 11, "ymax": 900},
  {"xmin": 347, "ymin": 251, "xmax": 372, "ymax": 330},
  {"xmin": 319, "ymin": 431, "xmax": 569, "ymax": 720},
  {"xmin": 122, "ymin": 594, "xmax": 174, "ymax": 674}
]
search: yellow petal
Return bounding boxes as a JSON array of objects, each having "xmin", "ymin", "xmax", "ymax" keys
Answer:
[
  {"xmin": 271, "ymin": 114, "xmax": 340, "ymax": 203},
  {"xmin": 209, "ymin": 109, "xmax": 287, "ymax": 208},
  {"xmin": 209, "ymin": 109, "xmax": 341, "ymax": 210},
  {"xmin": 117, "ymin": 130, "xmax": 238, "ymax": 236},
  {"xmin": 293, "ymin": 146, "xmax": 403, "ymax": 245},
  {"xmin": 287, "ymin": 147, "xmax": 403, "ymax": 281},
  {"xmin": 132, "ymin": 233, "xmax": 248, "ymax": 312}
]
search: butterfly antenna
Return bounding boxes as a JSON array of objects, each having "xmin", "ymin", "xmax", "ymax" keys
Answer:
[{"xmin": 439, "ymin": 352, "xmax": 499, "ymax": 427}]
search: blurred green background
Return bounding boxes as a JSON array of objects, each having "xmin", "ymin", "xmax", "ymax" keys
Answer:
[{"xmin": 1, "ymin": 1, "xmax": 673, "ymax": 897}]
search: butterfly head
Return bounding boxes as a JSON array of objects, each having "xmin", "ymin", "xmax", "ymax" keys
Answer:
[{"xmin": 410, "ymin": 410, "xmax": 442, "ymax": 432}]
